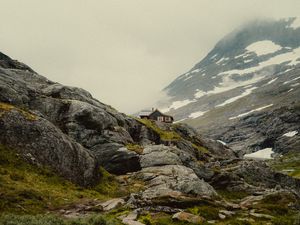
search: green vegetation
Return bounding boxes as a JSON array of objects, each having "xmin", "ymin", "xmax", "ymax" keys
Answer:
[
  {"xmin": 135, "ymin": 118, "xmax": 181, "ymax": 141},
  {"xmin": 188, "ymin": 205, "xmax": 219, "ymax": 220},
  {"xmin": 0, "ymin": 145, "xmax": 124, "ymax": 214},
  {"xmin": 126, "ymin": 143, "xmax": 144, "ymax": 154},
  {"xmin": 191, "ymin": 143, "xmax": 209, "ymax": 154},
  {"xmin": 0, "ymin": 214, "xmax": 121, "ymax": 225},
  {"xmin": 217, "ymin": 190, "xmax": 249, "ymax": 201},
  {"xmin": 270, "ymin": 152, "xmax": 300, "ymax": 179},
  {"xmin": 139, "ymin": 212, "xmax": 194, "ymax": 225},
  {"xmin": 251, "ymin": 192, "xmax": 297, "ymax": 217},
  {"xmin": 0, "ymin": 102, "xmax": 37, "ymax": 121}
]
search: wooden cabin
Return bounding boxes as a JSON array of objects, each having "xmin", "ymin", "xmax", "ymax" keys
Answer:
[{"xmin": 139, "ymin": 109, "xmax": 174, "ymax": 123}]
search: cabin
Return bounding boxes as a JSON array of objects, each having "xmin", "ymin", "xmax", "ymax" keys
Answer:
[{"xmin": 139, "ymin": 109, "xmax": 174, "ymax": 123}]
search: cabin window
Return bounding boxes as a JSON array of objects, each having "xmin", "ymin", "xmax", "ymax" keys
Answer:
[
  {"xmin": 158, "ymin": 116, "xmax": 164, "ymax": 122},
  {"xmin": 165, "ymin": 117, "xmax": 171, "ymax": 122}
]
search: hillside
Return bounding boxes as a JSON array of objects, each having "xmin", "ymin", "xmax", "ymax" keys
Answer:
[
  {"xmin": 1, "ymin": 51, "xmax": 300, "ymax": 224},
  {"xmin": 160, "ymin": 17, "xmax": 300, "ymax": 156}
]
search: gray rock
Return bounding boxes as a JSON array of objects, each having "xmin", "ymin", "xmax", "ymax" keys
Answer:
[
  {"xmin": 0, "ymin": 106, "xmax": 99, "ymax": 186},
  {"xmin": 133, "ymin": 165, "xmax": 218, "ymax": 200},
  {"xmin": 140, "ymin": 145, "xmax": 183, "ymax": 168},
  {"xmin": 98, "ymin": 198, "xmax": 125, "ymax": 211}
]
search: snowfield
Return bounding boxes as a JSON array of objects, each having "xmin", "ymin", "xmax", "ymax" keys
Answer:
[
  {"xmin": 229, "ymin": 104, "xmax": 273, "ymax": 120},
  {"xmin": 216, "ymin": 87, "xmax": 257, "ymax": 107},
  {"xmin": 290, "ymin": 17, "xmax": 300, "ymax": 29},
  {"xmin": 283, "ymin": 131, "xmax": 298, "ymax": 137},
  {"xmin": 246, "ymin": 40, "xmax": 282, "ymax": 56},
  {"xmin": 161, "ymin": 99, "xmax": 195, "ymax": 112},
  {"xmin": 188, "ymin": 111, "xmax": 207, "ymax": 119},
  {"xmin": 219, "ymin": 47, "xmax": 300, "ymax": 77},
  {"xmin": 244, "ymin": 148, "xmax": 274, "ymax": 160}
]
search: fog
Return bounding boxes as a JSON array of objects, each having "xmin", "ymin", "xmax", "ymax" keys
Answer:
[{"xmin": 0, "ymin": 0, "xmax": 299, "ymax": 113}]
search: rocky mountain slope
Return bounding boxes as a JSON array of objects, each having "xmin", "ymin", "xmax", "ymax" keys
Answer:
[
  {"xmin": 160, "ymin": 17, "xmax": 300, "ymax": 156},
  {"xmin": 1, "ymin": 51, "xmax": 300, "ymax": 224}
]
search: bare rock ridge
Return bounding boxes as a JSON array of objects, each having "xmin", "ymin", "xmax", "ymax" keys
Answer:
[{"xmin": 1, "ymin": 51, "xmax": 300, "ymax": 222}]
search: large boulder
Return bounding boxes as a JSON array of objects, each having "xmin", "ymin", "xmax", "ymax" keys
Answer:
[
  {"xmin": 133, "ymin": 165, "xmax": 218, "ymax": 200},
  {"xmin": 0, "ymin": 103, "xmax": 99, "ymax": 186}
]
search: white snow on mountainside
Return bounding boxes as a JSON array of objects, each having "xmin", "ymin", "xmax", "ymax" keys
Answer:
[
  {"xmin": 159, "ymin": 18, "xmax": 300, "ymax": 125},
  {"xmin": 246, "ymin": 40, "xmax": 282, "ymax": 56},
  {"xmin": 290, "ymin": 17, "xmax": 300, "ymax": 29}
]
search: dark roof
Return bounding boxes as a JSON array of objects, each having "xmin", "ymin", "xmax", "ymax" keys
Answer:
[{"xmin": 149, "ymin": 109, "xmax": 173, "ymax": 119}]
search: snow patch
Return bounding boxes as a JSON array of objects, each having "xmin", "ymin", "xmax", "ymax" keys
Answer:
[
  {"xmin": 290, "ymin": 17, "xmax": 300, "ymax": 29},
  {"xmin": 162, "ymin": 99, "xmax": 195, "ymax": 112},
  {"xmin": 217, "ymin": 140, "xmax": 227, "ymax": 145},
  {"xmin": 219, "ymin": 47, "xmax": 300, "ymax": 78},
  {"xmin": 229, "ymin": 104, "xmax": 273, "ymax": 120},
  {"xmin": 244, "ymin": 148, "xmax": 274, "ymax": 160},
  {"xmin": 283, "ymin": 131, "xmax": 298, "ymax": 137},
  {"xmin": 291, "ymin": 83, "xmax": 300, "ymax": 87},
  {"xmin": 284, "ymin": 76, "xmax": 300, "ymax": 84},
  {"xmin": 183, "ymin": 76, "xmax": 192, "ymax": 81},
  {"xmin": 217, "ymin": 87, "xmax": 257, "ymax": 107},
  {"xmin": 246, "ymin": 40, "xmax": 282, "ymax": 56},
  {"xmin": 266, "ymin": 77, "xmax": 278, "ymax": 85},
  {"xmin": 188, "ymin": 111, "xmax": 207, "ymax": 119},
  {"xmin": 191, "ymin": 69, "xmax": 201, "ymax": 74}
]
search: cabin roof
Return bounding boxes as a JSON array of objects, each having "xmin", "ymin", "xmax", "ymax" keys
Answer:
[
  {"xmin": 149, "ymin": 109, "xmax": 173, "ymax": 119},
  {"xmin": 139, "ymin": 109, "xmax": 173, "ymax": 119}
]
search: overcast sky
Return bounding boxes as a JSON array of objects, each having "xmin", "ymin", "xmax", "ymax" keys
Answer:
[{"xmin": 0, "ymin": 0, "xmax": 299, "ymax": 113}]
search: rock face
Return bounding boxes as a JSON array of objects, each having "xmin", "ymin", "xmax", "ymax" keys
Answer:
[
  {"xmin": 206, "ymin": 104, "xmax": 300, "ymax": 156},
  {"xmin": 134, "ymin": 165, "xmax": 217, "ymax": 200},
  {"xmin": 0, "ymin": 51, "xmax": 233, "ymax": 189}
]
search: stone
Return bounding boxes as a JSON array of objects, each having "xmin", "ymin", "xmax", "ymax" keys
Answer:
[
  {"xmin": 122, "ymin": 211, "xmax": 145, "ymax": 225},
  {"xmin": 140, "ymin": 145, "xmax": 183, "ymax": 168},
  {"xmin": 133, "ymin": 165, "xmax": 217, "ymax": 200},
  {"xmin": 172, "ymin": 211, "xmax": 205, "ymax": 224},
  {"xmin": 99, "ymin": 198, "xmax": 125, "ymax": 211},
  {"xmin": 218, "ymin": 213, "xmax": 226, "ymax": 220}
]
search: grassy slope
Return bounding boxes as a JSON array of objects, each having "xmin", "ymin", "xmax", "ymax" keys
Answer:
[{"xmin": 0, "ymin": 145, "xmax": 127, "ymax": 215}]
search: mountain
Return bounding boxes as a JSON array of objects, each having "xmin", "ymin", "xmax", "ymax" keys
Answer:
[
  {"xmin": 1, "ymin": 51, "xmax": 300, "ymax": 223},
  {"xmin": 161, "ymin": 17, "xmax": 300, "ymax": 156}
]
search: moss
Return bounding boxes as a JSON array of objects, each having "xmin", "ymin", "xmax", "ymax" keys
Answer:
[
  {"xmin": 191, "ymin": 143, "xmax": 209, "ymax": 154},
  {"xmin": 217, "ymin": 190, "xmax": 249, "ymax": 201},
  {"xmin": 252, "ymin": 192, "xmax": 298, "ymax": 217},
  {"xmin": 0, "ymin": 145, "xmax": 111, "ymax": 214},
  {"xmin": 0, "ymin": 214, "xmax": 121, "ymax": 225},
  {"xmin": 270, "ymin": 152, "xmax": 300, "ymax": 179},
  {"xmin": 188, "ymin": 205, "xmax": 220, "ymax": 220},
  {"xmin": 139, "ymin": 212, "xmax": 193, "ymax": 225},
  {"xmin": 0, "ymin": 102, "xmax": 37, "ymax": 121},
  {"xmin": 135, "ymin": 118, "xmax": 181, "ymax": 141},
  {"xmin": 126, "ymin": 143, "xmax": 144, "ymax": 154}
]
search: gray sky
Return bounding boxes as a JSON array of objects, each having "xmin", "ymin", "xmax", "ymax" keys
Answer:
[{"xmin": 0, "ymin": 0, "xmax": 299, "ymax": 113}]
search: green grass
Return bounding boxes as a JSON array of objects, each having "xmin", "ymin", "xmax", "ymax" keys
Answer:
[
  {"xmin": 0, "ymin": 214, "xmax": 121, "ymax": 225},
  {"xmin": 135, "ymin": 118, "xmax": 181, "ymax": 141},
  {"xmin": 217, "ymin": 190, "xmax": 249, "ymax": 201},
  {"xmin": 0, "ymin": 145, "xmax": 126, "ymax": 214},
  {"xmin": 270, "ymin": 152, "xmax": 300, "ymax": 179}
]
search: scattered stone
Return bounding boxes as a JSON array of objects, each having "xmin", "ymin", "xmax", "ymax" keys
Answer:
[
  {"xmin": 249, "ymin": 212, "xmax": 274, "ymax": 219},
  {"xmin": 218, "ymin": 213, "xmax": 226, "ymax": 220},
  {"xmin": 122, "ymin": 211, "xmax": 145, "ymax": 225},
  {"xmin": 98, "ymin": 198, "xmax": 125, "ymax": 211},
  {"xmin": 172, "ymin": 211, "xmax": 205, "ymax": 224},
  {"xmin": 219, "ymin": 210, "xmax": 235, "ymax": 217}
]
